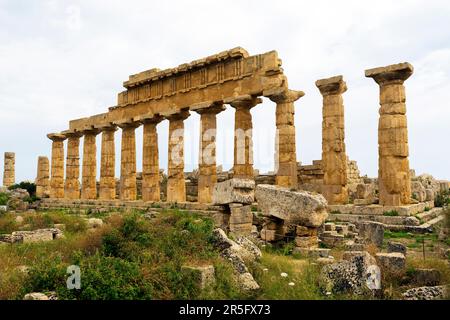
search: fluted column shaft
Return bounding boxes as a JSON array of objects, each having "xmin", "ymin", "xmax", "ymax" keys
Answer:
[
  {"xmin": 196, "ymin": 104, "xmax": 225, "ymax": 203},
  {"xmin": 166, "ymin": 110, "xmax": 190, "ymax": 202},
  {"xmin": 99, "ymin": 125, "xmax": 117, "ymax": 200},
  {"xmin": 230, "ymin": 97, "xmax": 261, "ymax": 179},
  {"xmin": 64, "ymin": 132, "xmax": 82, "ymax": 199},
  {"xmin": 47, "ymin": 133, "xmax": 66, "ymax": 198},
  {"xmin": 366, "ymin": 63, "xmax": 413, "ymax": 206},
  {"xmin": 3, "ymin": 152, "xmax": 15, "ymax": 187},
  {"xmin": 119, "ymin": 121, "xmax": 139, "ymax": 201},
  {"xmin": 269, "ymin": 90, "xmax": 303, "ymax": 188},
  {"xmin": 316, "ymin": 76, "xmax": 348, "ymax": 204},
  {"xmin": 142, "ymin": 116, "xmax": 163, "ymax": 202},
  {"xmin": 81, "ymin": 130, "xmax": 99, "ymax": 199}
]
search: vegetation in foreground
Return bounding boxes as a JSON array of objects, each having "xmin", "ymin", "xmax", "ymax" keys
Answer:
[{"xmin": 0, "ymin": 208, "xmax": 449, "ymax": 300}]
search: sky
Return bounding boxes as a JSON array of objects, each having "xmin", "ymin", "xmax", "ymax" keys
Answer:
[{"xmin": 0, "ymin": 0, "xmax": 449, "ymax": 184}]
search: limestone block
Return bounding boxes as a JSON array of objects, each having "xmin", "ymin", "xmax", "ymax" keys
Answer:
[
  {"xmin": 23, "ymin": 293, "xmax": 50, "ymax": 300},
  {"xmin": 212, "ymin": 179, "xmax": 255, "ymax": 205},
  {"xmin": 181, "ymin": 265, "xmax": 216, "ymax": 290},
  {"xmin": 402, "ymin": 285, "xmax": 447, "ymax": 300},
  {"xmin": 295, "ymin": 236, "xmax": 319, "ymax": 248},
  {"xmin": 255, "ymin": 184, "xmax": 328, "ymax": 227},
  {"xmin": 412, "ymin": 269, "xmax": 441, "ymax": 286},
  {"xmin": 387, "ymin": 241, "xmax": 407, "ymax": 255},
  {"xmin": 3, "ymin": 152, "xmax": 15, "ymax": 187},
  {"xmin": 35, "ymin": 156, "xmax": 50, "ymax": 198},
  {"xmin": 99, "ymin": 126, "xmax": 117, "ymax": 200},
  {"xmin": 358, "ymin": 221, "xmax": 384, "ymax": 248},
  {"xmin": 375, "ymin": 252, "xmax": 406, "ymax": 274}
]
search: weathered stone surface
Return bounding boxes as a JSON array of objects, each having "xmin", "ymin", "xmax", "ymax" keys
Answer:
[
  {"xmin": 358, "ymin": 221, "xmax": 384, "ymax": 248},
  {"xmin": 387, "ymin": 241, "xmax": 407, "ymax": 255},
  {"xmin": 117, "ymin": 120, "xmax": 140, "ymax": 201},
  {"xmin": 255, "ymin": 184, "xmax": 328, "ymax": 227},
  {"xmin": 48, "ymin": 133, "xmax": 67, "ymax": 198},
  {"xmin": 35, "ymin": 156, "xmax": 50, "ymax": 198},
  {"xmin": 81, "ymin": 129, "xmax": 100, "ymax": 200},
  {"xmin": 269, "ymin": 90, "xmax": 304, "ymax": 188},
  {"xmin": 402, "ymin": 286, "xmax": 447, "ymax": 300},
  {"xmin": 23, "ymin": 293, "xmax": 50, "ymax": 300},
  {"xmin": 3, "ymin": 152, "xmax": 15, "ymax": 187},
  {"xmin": 98, "ymin": 125, "xmax": 117, "ymax": 200},
  {"xmin": 229, "ymin": 204, "xmax": 253, "ymax": 235},
  {"xmin": 411, "ymin": 181, "xmax": 426, "ymax": 202},
  {"xmin": 320, "ymin": 251, "xmax": 377, "ymax": 294},
  {"xmin": 86, "ymin": 218, "xmax": 103, "ymax": 229},
  {"xmin": 181, "ymin": 265, "xmax": 216, "ymax": 290},
  {"xmin": 238, "ymin": 272, "xmax": 260, "ymax": 293},
  {"xmin": 212, "ymin": 179, "xmax": 255, "ymax": 205},
  {"xmin": 316, "ymin": 76, "xmax": 348, "ymax": 204},
  {"xmin": 11, "ymin": 228, "xmax": 62, "ymax": 243},
  {"xmin": 375, "ymin": 252, "xmax": 406, "ymax": 274},
  {"xmin": 294, "ymin": 236, "xmax": 319, "ymax": 248},
  {"xmin": 366, "ymin": 62, "xmax": 413, "ymax": 206},
  {"xmin": 63, "ymin": 131, "xmax": 82, "ymax": 199},
  {"xmin": 412, "ymin": 269, "xmax": 441, "ymax": 286}
]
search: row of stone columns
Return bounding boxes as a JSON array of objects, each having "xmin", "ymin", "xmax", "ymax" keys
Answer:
[{"xmin": 44, "ymin": 93, "xmax": 303, "ymax": 203}]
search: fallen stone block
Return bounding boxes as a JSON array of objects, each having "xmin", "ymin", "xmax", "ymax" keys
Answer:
[
  {"xmin": 402, "ymin": 285, "xmax": 447, "ymax": 300},
  {"xmin": 295, "ymin": 236, "xmax": 319, "ymax": 248},
  {"xmin": 212, "ymin": 179, "xmax": 255, "ymax": 205},
  {"xmin": 181, "ymin": 265, "xmax": 216, "ymax": 290},
  {"xmin": 375, "ymin": 252, "xmax": 406, "ymax": 274},
  {"xmin": 23, "ymin": 293, "xmax": 49, "ymax": 300},
  {"xmin": 412, "ymin": 269, "xmax": 441, "ymax": 286},
  {"xmin": 387, "ymin": 241, "xmax": 407, "ymax": 255},
  {"xmin": 358, "ymin": 221, "xmax": 384, "ymax": 248},
  {"xmin": 255, "ymin": 184, "xmax": 328, "ymax": 227}
]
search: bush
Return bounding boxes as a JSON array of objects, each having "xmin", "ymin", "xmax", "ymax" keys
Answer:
[
  {"xmin": 383, "ymin": 210, "xmax": 399, "ymax": 216},
  {"xmin": 0, "ymin": 193, "xmax": 9, "ymax": 205},
  {"xmin": 8, "ymin": 182, "xmax": 36, "ymax": 197},
  {"xmin": 435, "ymin": 190, "xmax": 450, "ymax": 208}
]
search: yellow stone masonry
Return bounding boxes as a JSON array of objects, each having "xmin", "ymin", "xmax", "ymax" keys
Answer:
[
  {"xmin": 47, "ymin": 133, "xmax": 66, "ymax": 199},
  {"xmin": 98, "ymin": 124, "xmax": 117, "ymax": 200},
  {"xmin": 81, "ymin": 129, "xmax": 100, "ymax": 200},
  {"xmin": 63, "ymin": 131, "xmax": 82, "ymax": 199},
  {"xmin": 35, "ymin": 156, "xmax": 50, "ymax": 198}
]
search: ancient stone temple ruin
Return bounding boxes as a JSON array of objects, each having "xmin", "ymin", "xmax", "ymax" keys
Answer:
[
  {"xmin": 29, "ymin": 47, "xmax": 448, "ymax": 246},
  {"xmin": 3, "ymin": 152, "xmax": 15, "ymax": 187}
]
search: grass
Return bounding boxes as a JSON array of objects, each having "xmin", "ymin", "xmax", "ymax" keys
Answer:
[{"xmin": 383, "ymin": 210, "xmax": 399, "ymax": 217}]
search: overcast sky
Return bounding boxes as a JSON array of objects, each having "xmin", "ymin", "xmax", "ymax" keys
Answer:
[{"xmin": 0, "ymin": 0, "xmax": 449, "ymax": 184}]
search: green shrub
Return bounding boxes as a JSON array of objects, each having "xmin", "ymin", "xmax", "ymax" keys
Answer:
[
  {"xmin": 435, "ymin": 190, "xmax": 450, "ymax": 207},
  {"xmin": 0, "ymin": 193, "xmax": 9, "ymax": 205},
  {"xmin": 383, "ymin": 210, "xmax": 399, "ymax": 216},
  {"xmin": 8, "ymin": 182, "xmax": 36, "ymax": 197}
]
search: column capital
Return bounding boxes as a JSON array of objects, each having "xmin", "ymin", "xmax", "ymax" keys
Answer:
[
  {"xmin": 136, "ymin": 113, "xmax": 164, "ymax": 125},
  {"xmin": 94, "ymin": 122, "xmax": 118, "ymax": 132},
  {"xmin": 194, "ymin": 102, "xmax": 226, "ymax": 115},
  {"xmin": 80, "ymin": 126, "xmax": 101, "ymax": 136},
  {"xmin": 365, "ymin": 62, "xmax": 413, "ymax": 85},
  {"xmin": 267, "ymin": 89, "xmax": 305, "ymax": 103},
  {"xmin": 163, "ymin": 109, "xmax": 190, "ymax": 121},
  {"xmin": 47, "ymin": 132, "xmax": 67, "ymax": 142},
  {"xmin": 114, "ymin": 118, "xmax": 141, "ymax": 129},
  {"xmin": 316, "ymin": 75, "xmax": 347, "ymax": 96},
  {"xmin": 62, "ymin": 129, "xmax": 83, "ymax": 139},
  {"xmin": 227, "ymin": 95, "xmax": 262, "ymax": 109}
]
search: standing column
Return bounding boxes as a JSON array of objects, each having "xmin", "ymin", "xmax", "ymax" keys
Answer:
[
  {"xmin": 47, "ymin": 133, "xmax": 66, "ymax": 198},
  {"xmin": 142, "ymin": 115, "xmax": 163, "ymax": 202},
  {"xmin": 366, "ymin": 62, "xmax": 414, "ymax": 206},
  {"xmin": 166, "ymin": 110, "xmax": 190, "ymax": 203},
  {"xmin": 64, "ymin": 130, "xmax": 82, "ymax": 199},
  {"xmin": 269, "ymin": 90, "xmax": 304, "ymax": 189},
  {"xmin": 81, "ymin": 128, "xmax": 100, "ymax": 199},
  {"xmin": 98, "ymin": 124, "xmax": 117, "ymax": 200},
  {"xmin": 3, "ymin": 152, "xmax": 15, "ymax": 187},
  {"xmin": 117, "ymin": 120, "xmax": 140, "ymax": 201},
  {"xmin": 229, "ymin": 96, "xmax": 262, "ymax": 179},
  {"xmin": 316, "ymin": 76, "xmax": 348, "ymax": 204},
  {"xmin": 196, "ymin": 103, "xmax": 226, "ymax": 203},
  {"xmin": 35, "ymin": 156, "xmax": 50, "ymax": 198}
]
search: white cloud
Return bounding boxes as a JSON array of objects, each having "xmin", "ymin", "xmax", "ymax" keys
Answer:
[{"xmin": 0, "ymin": 0, "xmax": 449, "ymax": 184}]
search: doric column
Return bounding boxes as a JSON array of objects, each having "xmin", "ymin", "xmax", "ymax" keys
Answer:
[
  {"xmin": 268, "ymin": 90, "xmax": 304, "ymax": 189},
  {"xmin": 117, "ymin": 119, "xmax": 140, "ymax": 201},
  {"xmin": 63, "ymin": 130, "xmax": 82, "ymax": 199},
  {"xmin": 81, "ymin": 128, "xmax": 100, "ymax": 200},
  {"xmin": 195, "ymin": 103, "xmax": 226, "ymax": 203},
  {"xmin": 47, "ymin": 133, "xmax": 66, "ymax": 198},
  {"xmin": 365, "ymin": 62, "xmax": 414, "ymax": 206},
  {"xmin": 97, "ymin": 124, "xmax": 117, "ymax": 200},
  {"xmin": 141, "ymin": 115, "xmax": 163, "ymax": 202},
  {"xmin": 166, "ymin": 110, "xmax": 190, "ymax": 203},
  {"xmin": 35, "ymin": 156, "xmax": 50, "ymax": 198},
  {"xmin": 316, "ymin": 76, "xmax": 348, "ymax": 204},
  {"xmin": 229, "ymin": 96, "xmax": 262, "ymax": 179},
  {"xmin": 3, "ymin": 152, "xmax": 15, "ymax": 187}
]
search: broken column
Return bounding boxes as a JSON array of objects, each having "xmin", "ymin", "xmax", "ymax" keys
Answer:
[
  {"xmin": 229, "ymin": 96, "xmax": 262, "ymax": 179},
  {"xmin": 212, "ymin": 178, "xmax": 255, "ymax": 235},
  {"xmin": 35, "ymin": 156, "xmax": 50, "ymax": 198},
  {"xmin": 166, "ymin": 110, "xmax": 190, "ymax": 203},
  {"xmin": 117, "ymin": 120, "xmax": 140, "ymax": 201},
  {"xmin": 141, "ymin": 115, "xmax": 163, "ymax": 202},
  {"xmin": 81, "ymin": 128, "xmax": 100, "ymax": 200},
  {"xmin": 196, "ymin": 103, "xmax": 225, "ymax": 203},
  {"xmin": 316, "ymin": 75, "xmax": 349, "ymax": 204},
  {"xmin": 3, "ymin": 152, "xmax": 15, "ymax": 187},
  {"xmin": 365, "ymin": 62, "xmax": 413, "ymax": 206},
  {"xmin": 63, "ymin": 130, "xmax": 82, "ymax": 199},
  {"xmin": 268, "ymin": 90, "xmax": 304, "ymax": 189},
  {"xmin": 47, "ymin": 133, "xmax": 66, "ymax": 198},
  {"xmin": 97, "ymin": 124, "xmax": 117, "ymax": 200},
  {"xmin": 255, "ymin": 184, "xmax": 328, "ymax": 247}
]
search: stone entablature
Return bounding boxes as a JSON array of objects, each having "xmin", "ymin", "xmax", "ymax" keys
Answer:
[{"xmin": 68, "ymin": 48, "xmax": 286, "ymax": 132}]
